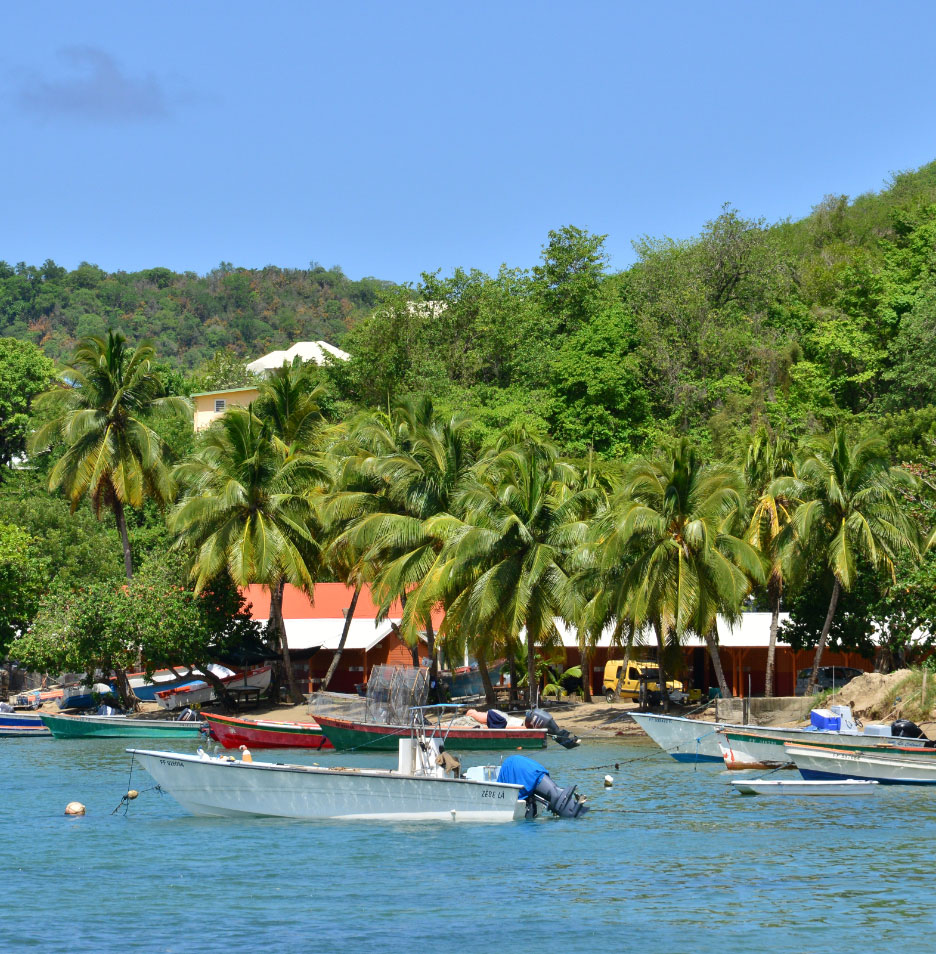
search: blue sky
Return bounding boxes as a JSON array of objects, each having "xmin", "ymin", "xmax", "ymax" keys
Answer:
[{"xmin": 2, "ymin": 1, "xmax": 936, "ymax": 284}]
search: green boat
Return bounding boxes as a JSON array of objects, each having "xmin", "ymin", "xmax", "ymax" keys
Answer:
[
  {"xmin": 39, "ymin": 712, "xmax": 205, "ymax": 739},
  {"xmin": 313, "ymin": 714, "xmax": 546, "ymax": 751}
]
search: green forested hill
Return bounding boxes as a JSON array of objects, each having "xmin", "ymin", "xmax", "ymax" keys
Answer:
[
  {"xmin": 5, "ymin": 160, "xmax": 936, "ymax": 462},
  {"xmin": 0, "ymin": 260, "xmax": 393, "ymax": 368}
]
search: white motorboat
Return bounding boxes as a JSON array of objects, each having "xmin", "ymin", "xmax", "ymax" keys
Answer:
[
  {"xmin": 720, "ymin": 724, "xmax": 933, "ymax": 770},
  {"xmin": 128, "ymin": 725, "xmax": 590, "ymax": 822},
  {"xmin": 631, "ymin": 707, "xmax": 927, "ymax": 766},
  {"xmin": 786, "ymin": 742, "xmax": 936, "ymax": 785},
  {"xmin": 730, "ymin": 778, "xmax": 879, "ymax": 796}
]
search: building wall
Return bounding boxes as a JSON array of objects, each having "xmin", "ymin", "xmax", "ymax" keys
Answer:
[
  {"xmin": 569, "ymin": 645, "xmax": 872, "ymax": 698},
  {"xmin": 193, "ymin": 387, "xmax": 260, "ymax": 431}
]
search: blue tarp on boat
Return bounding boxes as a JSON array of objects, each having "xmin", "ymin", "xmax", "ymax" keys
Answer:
[{"xmin": 496, "ymin": 755, "xmax": 549, "ymax": 799}]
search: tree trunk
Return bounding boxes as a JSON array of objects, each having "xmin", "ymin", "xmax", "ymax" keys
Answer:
[
  {"xmin": 323, "ymin": 584, "xmax": 360, "ymax": 690},
  {"xmin": 527, "ymin": 633, "xmax": 537, "ymax": 709},
  {"xmin": 805, "ymin": 578, "xmax": 842, "ymax": 696},
  {"xmin": 477, "ymin": 651, "xmax": 496, "ymax": 707},
  {"xmin": 582, "ymin": 647, "xmax": 592, "ymax": 703},
  {"xmin": 764, "ymin": 579, "xmax": 781, "ymax": 698},
  {"xmin": 112, "ymin": 664, "xmax": 139, "ymax": 711},
  {"xmin": 508, "ymin": 646, "xmax": 518, "ymax": 707},
  {"xmin": 272, "ymin": 579, "xmax": 304, "ymax": 705},
  {"xmin": 654, "ymin": 622, "xmax": 669, "ymax": 714},
  {"xmin": 200, "ymin": 665, "xmax": 236, "ymax": 712},
  {"xmin": 425, "ymin": 615, "xmax": 438, "ymax": 701},
  {"xmin": 112, "ymin": 497, "xmax": 134, "ymax": 582},
  {"xmin": 704, "ymin": 625, "xmax": 731, "ymax": 700}
]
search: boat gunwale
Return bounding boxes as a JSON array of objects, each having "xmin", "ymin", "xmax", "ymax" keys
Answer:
[
  {"xmin": 126, "ymin": 747, "xmax": 525, "ymax": 791},
  {"xmin": 312, "ymin": 713, "xmax": 546, "ymax": 741}
]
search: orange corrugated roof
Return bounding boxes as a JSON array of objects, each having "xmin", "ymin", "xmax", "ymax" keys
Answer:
[{"xmin": 241, "ymin": 583, "xmax": 442, "ymax": 627}]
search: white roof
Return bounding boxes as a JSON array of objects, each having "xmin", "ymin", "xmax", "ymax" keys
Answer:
[
  {"xmin": 246, "ymin": 341, "xmax": 350, "ymax": 373},
  {"xmin": 256, "ymin": 617, "xmax": 399, "ymax": 653},
  {"xmin": 552, "ymin": 612, "xmax": 792, "ymax": 650}
]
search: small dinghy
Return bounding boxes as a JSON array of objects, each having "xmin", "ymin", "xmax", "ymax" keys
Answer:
[{"xmin": 731, "ymin": 778, "xmax": 879, "ymax": 796}]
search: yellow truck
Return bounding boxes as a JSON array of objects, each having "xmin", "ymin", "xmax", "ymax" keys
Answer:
[{"xmin": 602, "ymin": 659, "xmax": 688, "ymax": 705}]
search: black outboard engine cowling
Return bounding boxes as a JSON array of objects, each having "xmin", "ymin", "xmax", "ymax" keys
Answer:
[
  {"xmin": 525, "ymin": 708, "xmax": 581, "ymax": 748},
  {"xmin": 891, "ymin": 719, "xmax": 926, "ymax": 739},
  {"xmin": 891, "ymin": 719, "xmax": 936, "ymax": 746},
  {"xmin": 530, "ymin": 774, "xmax": 589, "ymax": 819}
]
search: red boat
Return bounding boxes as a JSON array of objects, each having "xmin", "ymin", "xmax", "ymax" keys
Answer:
[{"xmin": 204, "ymin": 712, "xmax": 333, "ymax": 750}]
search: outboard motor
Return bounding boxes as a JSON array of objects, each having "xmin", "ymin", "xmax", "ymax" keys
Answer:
[
  {"xmin": 530, "ymin": 773, "xmax": 589, "ymax": 819},
  {"xmin": 525, "ymin": 708, "xmax": 581, "ymax": 749},
  {"xmin": 497, "ymin": 755, "xmax": 589, "ymax": 819},
  {"xmin": 891, "ymin": 719, "xmax": 936, "ymax": 746}
]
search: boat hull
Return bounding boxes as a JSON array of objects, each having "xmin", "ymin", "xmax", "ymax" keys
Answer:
[
  {"xmin": 731, "ymin": 778, "xmax": 879, "ymax": 796},
  {"xmin": 39, "ymin": 713, "xmax": 205, "ymax": 739},
  {"xmin": 0, "ymin": 711, "xmax": 51, "ymax": 737},
  {"xmin": 787, "ymin": 743, "xmax": 936, "ymax": 785},
  {"xmin": 314, "ymin": 714, "xmax": 546, "ymax": 751},
  {"xmin": 129, "ymin": 748, "xmax": 526, "ymax": 821},
  {"xmin": 156, "ymin": 666, "xmax": 272, "ymax": 710},
  {"xmin": 204, "ymin": 713, "xmax": 332, "ymax": 750},
  {"xmin": 721, "ymin": 727, "xmax": 934, "ymax": 769},
  {"xmin": 628, "ymin": 712, "xmax": 726, "ymax": 762}
]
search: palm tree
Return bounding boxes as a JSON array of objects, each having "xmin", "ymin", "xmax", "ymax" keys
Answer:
[
  {"xmin": 774, "ymin": 428, "xmax": 920, "ymax": 696},
  {"xmin": 403, "ymin": 429, "xmax": 589, "ymax": 707},
  {"xmin": 169, "ymin": 407, "xmax": 324, "ymax": 704},
  {"xmin": 591, "ymin": 438, "xmax": 763, "ymax": 706},
  {"xmin": 30, "ymin": 331, "xmax": 189, "ymax": 581},
  {"xmin": 744, "ymin": 429, "xmax": 797, "ymax": 697},
  {"xmin": 326, "ymin": 398, "xmax": 479, "ymax": 691}
]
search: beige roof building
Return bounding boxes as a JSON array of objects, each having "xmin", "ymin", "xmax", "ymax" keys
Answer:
[{"xmin": 192, "ymin": 340, "xmax": 349, "ymax": 432}]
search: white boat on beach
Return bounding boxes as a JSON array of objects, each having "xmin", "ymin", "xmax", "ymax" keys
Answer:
[
  {"xmin": 731, "ymin": 778, "xmax": 879, "ymax": 796},
  {"xmin": 129, "ymin": 718, "xmax": 590, "ymax": 822},
  {"xmin": 786, "ymin": 742, "xmax": 936, "ymax": 785},
  {"xmin": 154, "ymin": 665, "xmax": 271, "ymax": 709}
]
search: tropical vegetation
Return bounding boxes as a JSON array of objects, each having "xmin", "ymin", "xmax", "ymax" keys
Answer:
[{"xmin": 5, "ymin": 159, "xmax": 936, "ymax": 702}]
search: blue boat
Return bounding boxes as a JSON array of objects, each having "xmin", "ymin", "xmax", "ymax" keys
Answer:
[{"xmin": 0, "ymin": 711, "xmax": 51, "ymax": 737}]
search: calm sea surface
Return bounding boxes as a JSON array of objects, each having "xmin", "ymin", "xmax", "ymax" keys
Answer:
[{"xmin": 2, "ymin": 733, "xmax": 935, "ymax": 953}]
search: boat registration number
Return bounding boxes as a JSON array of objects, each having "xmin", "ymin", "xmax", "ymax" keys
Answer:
[
  {"xmin": 480, "ymin": 789, "xmax": 505, "ymax": 799},
  {"xmin": 158, "ymin": 758, "xmax": 184, "ymax": 768}
]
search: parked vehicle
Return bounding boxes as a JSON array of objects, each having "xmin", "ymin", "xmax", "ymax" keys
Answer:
[
  {"xmin": 794, "ymin": 666, "xmax": 865, "ymax": 696},
  {"xmin": 602, "ymin": 660, "xmax": 687, "ymax": 704}
]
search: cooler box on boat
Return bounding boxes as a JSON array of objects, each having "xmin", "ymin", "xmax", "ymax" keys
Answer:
[
  {"xmin": 862, "ymin": 723, "xmax": 892, "ymax": 737},
  {"xmin": 810, "ymin": 708, "xmax": 841, "ymax": 731}
]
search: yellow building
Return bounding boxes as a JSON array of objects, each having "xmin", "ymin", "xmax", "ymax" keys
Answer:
[{"xmin": 191, "ymin": 386, "xmax": 260, "ymax": 432}]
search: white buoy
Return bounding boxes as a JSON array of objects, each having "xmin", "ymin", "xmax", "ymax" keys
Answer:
[
  {"xmin": 127, "ymin": 789, "xmax": 139, "ymax": 800},
  {"xmin": 65, "ymin": 801, "xmax": 86, "ymax": 815},
  {"xmin": 604, "ymin": 775, "xmax": 614, "ymax": 787}
]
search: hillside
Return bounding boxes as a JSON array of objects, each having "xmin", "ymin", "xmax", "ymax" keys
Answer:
[
  {"xmin": 5, "ymin": 160, "xmax": 936, "ymax": 462},
  {"xmin": 0, "ymin": 261, "xmax": 394, "ymax": 369}
]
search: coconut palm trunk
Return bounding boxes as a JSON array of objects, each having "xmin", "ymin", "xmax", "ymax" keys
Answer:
[
  {"xmin": 527, "ymin": 636, "xmax": 538, "ymax": 709},
  {"xmin": 654, "ymin": 621, "xmax": 669, "ymax": 713},
  {"xmin": 271, "ymin": 579, "xmax": 304, "ymax": 705},
  {"xmin": 805, "ymin": 579, "xmax": 842, "ymax": 696},
  {"xmin": 764, "ymin": 579, "xmax": 781, "ymax": 697},
  {"xmin": 323, "ymin": 584, "xmax": 361, "ymax": 690},
  {"xmin": 477, "ymin": 651, "xmax": 496, "ymax": 706},
  {"xmin": 704, "ymin": 625, "xmax": 731, "ymax": 699},
  {"xmin": 112, "ymin": 496, "xmax": 134, "ymax": 582},
  {"xmin": 581, "ymin": 647, "xmax": 592, "ymax": 702}
]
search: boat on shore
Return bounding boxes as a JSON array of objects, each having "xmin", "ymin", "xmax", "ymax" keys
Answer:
[
  {"xmin": 155, "ymin": 665, "xmax": 272, "ymax": 710},
  {"xmin": 0, "ymin": 710, "xmax": 51, "ymax": 737},
  {"xmin": 39, "ymin": 712, "xmax": 204, "ymax": 739},
  {"xmin": 787, "ymin": 742, "xmax": 936, "ymax": 785},
  {"xmin": 313, "ymin": 713, "xmax": 547, "ymax": 751},
  {"xmin": 204, "ymin": 712, "xmax": 332, "ymax": 750}
]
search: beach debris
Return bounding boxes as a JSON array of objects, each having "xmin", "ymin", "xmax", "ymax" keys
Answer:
[{"xmin": 65, "ymin": 801, "xmax": 86, "ymax": 815}]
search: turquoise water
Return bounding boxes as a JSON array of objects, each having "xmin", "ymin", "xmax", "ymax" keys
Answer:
[{"xmin": 3, "ymin": 734, "xmax": 935, "ymax": 953}]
